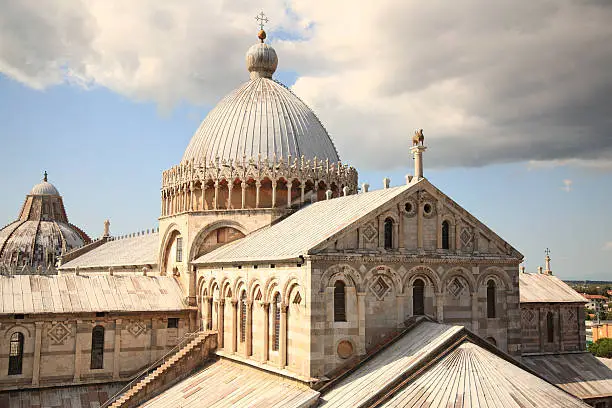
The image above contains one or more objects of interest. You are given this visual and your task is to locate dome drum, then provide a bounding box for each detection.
[160,157,358,216]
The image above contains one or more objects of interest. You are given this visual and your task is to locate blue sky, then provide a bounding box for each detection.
[0,1,611,280]
[0,72,610,280]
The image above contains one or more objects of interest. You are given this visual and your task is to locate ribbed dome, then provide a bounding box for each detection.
[31,181,60,196]
[0,174,90,272]
[183,77,340,165]
[182,35,340,165]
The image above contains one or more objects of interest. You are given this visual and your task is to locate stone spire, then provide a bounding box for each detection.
[246,12,278,80]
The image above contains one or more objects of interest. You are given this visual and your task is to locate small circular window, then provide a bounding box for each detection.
[405,202,412,213]
[423,203,432,214]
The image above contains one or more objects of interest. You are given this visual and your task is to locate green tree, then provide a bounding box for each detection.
[588,338,612,358]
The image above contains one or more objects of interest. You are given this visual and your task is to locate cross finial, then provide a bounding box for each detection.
[545,248,551,256]
[43,171,48,182]
[255,11,268,30]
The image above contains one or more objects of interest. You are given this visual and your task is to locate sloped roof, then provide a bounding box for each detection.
[0,274,186,315]
[194,183,416,264]
[380,343,588,408]
[140,358,320,408]
[0,382,123,407]
[519,273,587,303]
[60,233,158,269]
[319,321,463,407]
[523,353,612,400]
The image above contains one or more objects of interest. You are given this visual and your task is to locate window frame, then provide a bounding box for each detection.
[8,332,24,376]
[175,237,183,262]
[546,312,554,343]
[384,218,394,249]
[240,291,247,343]
[272,293,281,351]
[167,318,179,329]
[487,280,496,318]
[90,325,105,370]
[441,220,450,250]
[334,281,347,322]
[413,279,425,316]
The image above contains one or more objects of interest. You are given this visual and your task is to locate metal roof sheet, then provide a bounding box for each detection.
[194,183,417,264]
[523,353,612,400]
[519,273,587,303]
[0,382,123,407]
[141,358,319,408]
[0,274,186,314]
[60,233,158,269]
[381,343,589,408]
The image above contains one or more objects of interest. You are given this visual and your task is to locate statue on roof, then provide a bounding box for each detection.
[412,129,424,146]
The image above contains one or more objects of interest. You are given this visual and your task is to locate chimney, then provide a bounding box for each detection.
[544,249,552,275]
[537,266,543,274]
[103,219,110,237]
[520,266,526,273]
[383,177,390,189]
[362,183,370,193]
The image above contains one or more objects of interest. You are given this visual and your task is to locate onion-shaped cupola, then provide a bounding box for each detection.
[0,172,91,272]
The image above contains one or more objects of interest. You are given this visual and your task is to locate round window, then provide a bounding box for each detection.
[405,202,412,213]
[337,340,354,359]
[423,203,432,214]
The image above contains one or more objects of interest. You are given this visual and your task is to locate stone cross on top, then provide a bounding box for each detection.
[545,248,551,256]
[255,11,268,30]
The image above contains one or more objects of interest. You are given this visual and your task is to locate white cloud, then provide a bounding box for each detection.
[2,0,612,170]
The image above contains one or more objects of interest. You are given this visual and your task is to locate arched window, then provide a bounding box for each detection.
[546,312,554,343]
[8,332,24,375]
[384,218,394,249]
[413,279,425,316]
[442,221,450,250]
[272,293,281,351]
[334,281,346,322]
[240,291,247,343]
[90,326,105,369]
[487,280,496,318]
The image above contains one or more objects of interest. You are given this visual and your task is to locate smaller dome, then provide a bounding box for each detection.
[246,41,278,79]
[31,181,60,196]
[30,172,60,196]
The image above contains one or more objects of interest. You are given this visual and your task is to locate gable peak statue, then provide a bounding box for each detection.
[412,129,424,146]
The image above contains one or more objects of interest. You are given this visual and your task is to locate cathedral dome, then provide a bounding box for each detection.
[0,173,90,272]
[181,31,340,165]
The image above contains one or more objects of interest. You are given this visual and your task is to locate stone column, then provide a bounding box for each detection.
[181,186,186,212]
[227,181,233,209]
[160,192,165,216]
[218,299,225,348]
[357,292,367,355]
[410,145,427,179]
[213,181,219,210]
[241,181,247,209]
[272,180,277,208]
[455,222,461,254]
[201,183,206,211]
[539,307,546,352]
[396,294,405,328]
[471,292,479,332]
[398,205,405,249]
[246,301,253,357]
[207,297,213,330]
[32,322,43,386]
[262,302,270,362]
[255,180,261,209]
[559,308,565,352]
[190,182,195,211]
[377,216,383,248]
[473,228,480,253]
[231,300,238,353]
[436,293,444,322]
[113,319,122,379]
[417,202,424,251]
[287,182,292,207]
[280,303,288,367]
[73,320,83,382]
[436,203,442,250]
[300,183,305,205]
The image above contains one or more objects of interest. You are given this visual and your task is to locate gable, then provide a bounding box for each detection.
[314,179,523,259]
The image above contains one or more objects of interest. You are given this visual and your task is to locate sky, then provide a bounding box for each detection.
[0,0,611,280]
